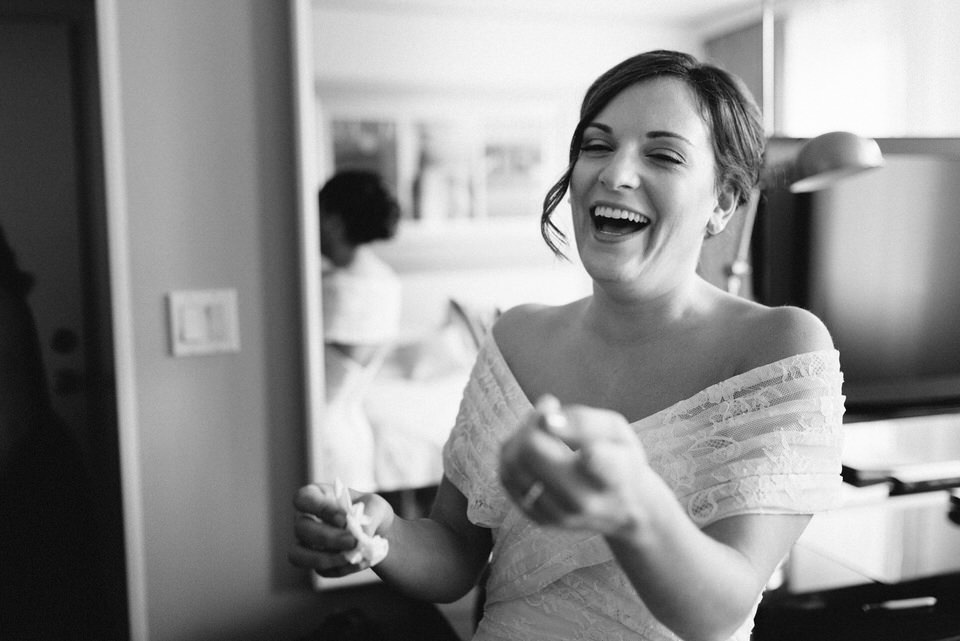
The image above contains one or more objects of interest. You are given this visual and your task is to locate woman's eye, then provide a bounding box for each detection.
[648,151,683,164]
[579,141,611,154]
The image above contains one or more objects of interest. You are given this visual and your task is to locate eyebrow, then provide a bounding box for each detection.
[584,122,693,146]
[646,130,693,145]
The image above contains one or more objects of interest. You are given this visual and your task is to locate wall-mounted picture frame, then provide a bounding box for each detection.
[316,86,567,230]
[330,119,400,193]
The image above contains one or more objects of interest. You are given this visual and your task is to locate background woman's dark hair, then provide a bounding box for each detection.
[541,49,765,256]
[318,170,401,246]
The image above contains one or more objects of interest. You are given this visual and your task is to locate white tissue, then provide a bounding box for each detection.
[334,479,389,567]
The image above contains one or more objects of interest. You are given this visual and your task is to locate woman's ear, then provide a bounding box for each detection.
[707,184,740,236]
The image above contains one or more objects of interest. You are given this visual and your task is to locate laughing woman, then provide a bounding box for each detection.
[290,50,844,641]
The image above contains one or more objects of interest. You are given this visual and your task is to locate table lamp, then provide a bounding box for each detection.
[726,131,884,296]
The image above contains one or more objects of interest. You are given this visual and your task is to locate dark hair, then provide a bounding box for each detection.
[318,170,401,246]
[0,226,34,299]
[541,49,765,256]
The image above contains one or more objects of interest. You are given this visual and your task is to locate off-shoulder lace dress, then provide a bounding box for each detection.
[442,335,845,641]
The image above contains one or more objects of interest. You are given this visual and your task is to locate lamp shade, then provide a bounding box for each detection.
[789,131,884,193]
[726,131,885,297]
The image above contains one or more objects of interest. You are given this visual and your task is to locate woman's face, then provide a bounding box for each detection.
[569,77,734,296]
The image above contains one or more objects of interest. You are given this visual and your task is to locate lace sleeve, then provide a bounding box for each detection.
[646,351,846,527]
[441,336,528,528]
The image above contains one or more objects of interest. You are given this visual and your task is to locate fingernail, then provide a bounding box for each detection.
[536,394,567,434]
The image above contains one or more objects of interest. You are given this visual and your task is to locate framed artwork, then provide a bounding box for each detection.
[330,119,399,191]
[482,119,548,220]
[319,87,565,228]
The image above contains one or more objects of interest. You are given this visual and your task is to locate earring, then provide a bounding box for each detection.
[706,220,724,236]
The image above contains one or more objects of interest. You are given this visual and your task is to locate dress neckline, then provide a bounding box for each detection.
[481,333,839,428]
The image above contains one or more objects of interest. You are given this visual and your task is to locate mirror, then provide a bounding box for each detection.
[290,0,960,590]
[290,0,755,523]
[291,0,960,503]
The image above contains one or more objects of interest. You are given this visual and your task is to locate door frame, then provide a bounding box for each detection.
[95,1,147,639]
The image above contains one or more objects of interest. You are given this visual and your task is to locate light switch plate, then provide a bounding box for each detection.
[167,289,240,356]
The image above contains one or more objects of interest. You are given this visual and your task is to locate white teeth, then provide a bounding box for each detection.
[593,206,649,224]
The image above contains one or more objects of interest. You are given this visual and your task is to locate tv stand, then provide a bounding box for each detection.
[755,413,960,641]
[755,569,960,641]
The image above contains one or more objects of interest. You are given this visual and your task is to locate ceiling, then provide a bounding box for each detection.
[321,0,763,35]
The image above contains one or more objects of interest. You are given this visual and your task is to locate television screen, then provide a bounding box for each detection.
[754,138,960,420]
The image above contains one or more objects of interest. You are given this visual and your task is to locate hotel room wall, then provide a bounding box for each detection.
[111,2,330,639]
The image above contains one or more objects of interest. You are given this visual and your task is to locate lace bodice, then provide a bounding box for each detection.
[442,335,845,641]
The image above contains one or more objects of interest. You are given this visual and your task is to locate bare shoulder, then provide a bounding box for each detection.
[737,303,836,370]
[491,300,582,377]
[491,302,559,355]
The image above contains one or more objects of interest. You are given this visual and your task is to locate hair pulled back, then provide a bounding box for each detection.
[318,170,401,246]
[541,49,764,255]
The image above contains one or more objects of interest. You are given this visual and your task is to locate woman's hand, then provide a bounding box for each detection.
[499,396,661,539]
[288,482,394,577]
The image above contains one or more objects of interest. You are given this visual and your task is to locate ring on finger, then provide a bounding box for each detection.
[520,480,545,511]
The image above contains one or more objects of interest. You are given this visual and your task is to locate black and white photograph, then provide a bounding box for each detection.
[3,1,959,640]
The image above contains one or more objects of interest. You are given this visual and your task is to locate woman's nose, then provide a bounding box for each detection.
[598,150,641,191]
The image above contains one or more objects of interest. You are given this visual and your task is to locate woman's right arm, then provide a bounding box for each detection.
[290,476,491,604]
[375,476,491,602]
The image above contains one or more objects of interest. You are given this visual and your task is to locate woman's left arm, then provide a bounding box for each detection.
[500,307,840,641]
[501,406,811,641]
[616,305,838,640]
[606,474,810,641]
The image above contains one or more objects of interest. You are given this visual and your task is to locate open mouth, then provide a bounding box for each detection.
[591,205,651,236]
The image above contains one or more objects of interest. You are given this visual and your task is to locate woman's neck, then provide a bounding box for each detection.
[583,276,711,345]
[322,244,357,269]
